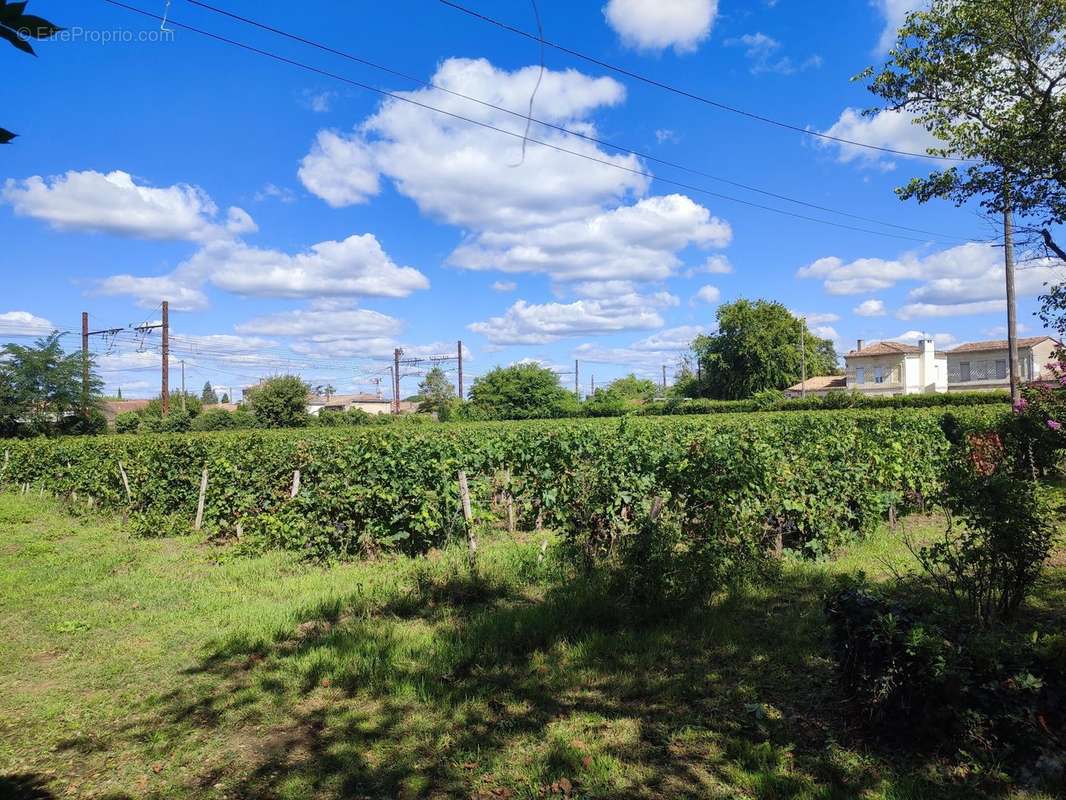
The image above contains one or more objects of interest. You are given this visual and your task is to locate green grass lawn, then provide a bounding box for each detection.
[0,492,1062,800]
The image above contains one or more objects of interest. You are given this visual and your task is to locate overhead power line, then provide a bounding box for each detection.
[185,0,975,242]
[436,0,970,163]
[102,1,978,245]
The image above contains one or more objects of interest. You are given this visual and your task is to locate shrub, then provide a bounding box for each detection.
[144,392,202,419]
[465,363,581,420]
[247,375,310,428]
[751,388,784,410]
[60,409,108,436]
[825,579,1063,770]
[191,408,237,432]
[1009,372,1066,475]
[113,411,140,434]
[916,423,1055,624]
[313,409,344,427]
[582,388,631,417]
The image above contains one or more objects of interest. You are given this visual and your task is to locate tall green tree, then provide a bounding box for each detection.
[607,373,658,402]
[690,300,838,400]
[416,366,455,414]
[247,375,310,428]
[466,363,580,420]
[0,333,101,436]
[200,381,219,405]
[864,0,1066,259]
[1,1,62,143]
[145,392,202,419]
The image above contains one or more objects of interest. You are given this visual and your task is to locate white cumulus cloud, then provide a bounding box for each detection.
[0,311,56,337]
[873,0,923,54]
[470,289,675,345]
[450,194,730,282]
[798,242,1059,319]
[817,107,940,168]
[235,304,404,339]
[298,130,380,207]
[692,284,721,304]
[99,234,429,310]
[854,299,886,317]
[603,0,717,53]
[96,274,210,312]
[297,58,730,288]
[2,170,253,242]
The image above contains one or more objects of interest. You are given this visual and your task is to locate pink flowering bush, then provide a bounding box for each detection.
[1010,356,1066,474]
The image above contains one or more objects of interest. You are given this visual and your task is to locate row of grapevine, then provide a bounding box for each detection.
[0,407,1007,557]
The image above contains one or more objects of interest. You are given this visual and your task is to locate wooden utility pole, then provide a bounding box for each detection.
[799,318,808,399]
[457,339,464,400]
[80,314,123,415]
[81,312,90,415]
[1003,186,1021,404]
[180,359,186,412]
[393,348,402,414]
[161,301,170,415]
[574,359,579,397]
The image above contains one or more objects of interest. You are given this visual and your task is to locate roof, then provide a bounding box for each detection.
[308,393,388,406]
[785,375,847,393]
[102,399,151,419]
[204,402,241,412]
[946,336,1054,354]
[845,341,920,357]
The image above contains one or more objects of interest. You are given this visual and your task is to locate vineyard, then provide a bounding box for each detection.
[2,406,1008,559]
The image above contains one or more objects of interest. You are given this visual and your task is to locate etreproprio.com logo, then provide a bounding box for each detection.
[15,26,176,44]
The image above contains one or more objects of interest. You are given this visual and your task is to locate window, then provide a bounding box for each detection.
[995,359,1007,380]
[960,361,971,382]
[855,367,865,384]
[874,366,884,384]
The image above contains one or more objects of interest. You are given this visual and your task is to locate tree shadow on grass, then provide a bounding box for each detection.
[109,568,1019,799]
[0,774,56,800]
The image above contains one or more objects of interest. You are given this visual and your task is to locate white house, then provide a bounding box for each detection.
[944,336,1058,391]
[786,335,1060,398]
[843,338,948,396]
[306,393,418,416]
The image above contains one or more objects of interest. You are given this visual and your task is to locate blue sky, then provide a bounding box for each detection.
[1,0,1056,399]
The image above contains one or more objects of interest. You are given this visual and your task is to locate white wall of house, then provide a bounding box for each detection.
[348,400,393,415]
[848,356,906,395]
[846,340,947,396]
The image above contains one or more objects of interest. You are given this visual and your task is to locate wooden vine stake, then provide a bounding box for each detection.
[503,469,516,534]
[290,469,301,498]
[194,467,209,531]
[118,462,132,504]
[457,470,477,559]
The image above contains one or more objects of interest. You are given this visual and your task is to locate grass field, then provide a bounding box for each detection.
[0,492,1062,800]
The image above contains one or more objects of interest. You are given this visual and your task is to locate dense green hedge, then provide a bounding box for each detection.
[0,407,1007,558]
[640,389,1011,417]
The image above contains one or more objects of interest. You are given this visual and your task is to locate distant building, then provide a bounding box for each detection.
[944,336,1057,391]
[783,375,846,398]
[786,335,1059,398]
[844,338,948,396]
[101,399,151,423]
[306,393,418,416]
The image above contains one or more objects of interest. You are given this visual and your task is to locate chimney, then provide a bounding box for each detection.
[856,339,865,352]
[921,337,934,354]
